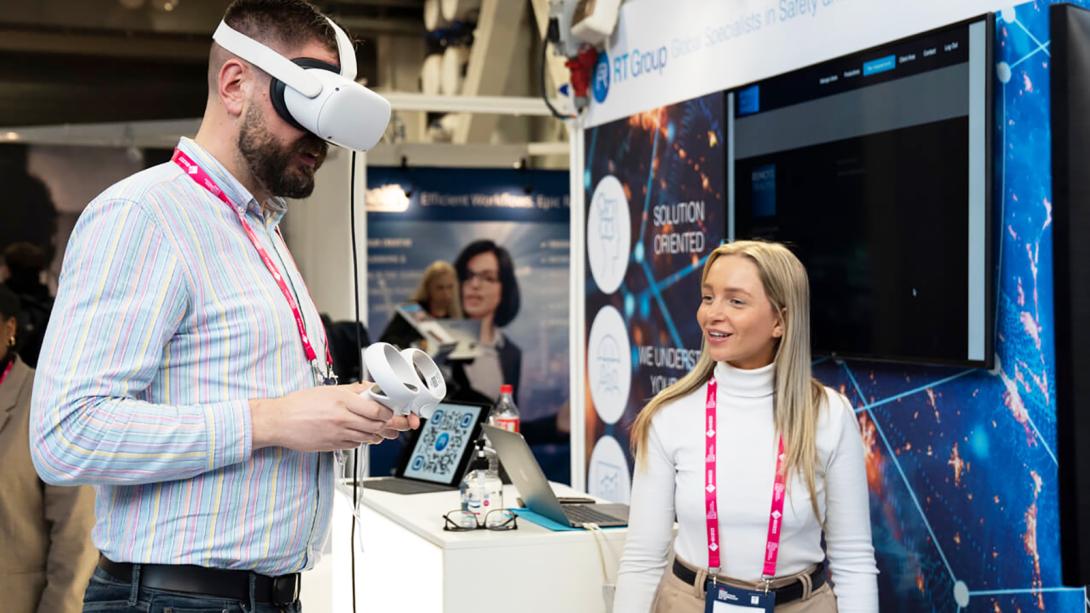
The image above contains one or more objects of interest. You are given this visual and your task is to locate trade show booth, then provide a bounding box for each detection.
[300,2,1090,610]
[3,0,1090,611]
[567,1,1090,610]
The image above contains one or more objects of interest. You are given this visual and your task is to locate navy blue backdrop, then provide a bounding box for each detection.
[366,166,571,483]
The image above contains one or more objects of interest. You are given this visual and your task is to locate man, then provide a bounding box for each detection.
[30,2,414,612]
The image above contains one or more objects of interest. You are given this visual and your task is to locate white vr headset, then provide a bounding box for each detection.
[212,17,391,152]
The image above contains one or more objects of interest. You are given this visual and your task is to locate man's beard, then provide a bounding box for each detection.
[238,104,328,199]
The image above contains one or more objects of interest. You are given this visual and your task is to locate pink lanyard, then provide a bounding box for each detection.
[0,360,12,387]
[705,377,787,585]
[172,149,335,383]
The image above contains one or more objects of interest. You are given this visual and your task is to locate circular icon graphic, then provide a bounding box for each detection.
[587,435,631,504]
[435,432,450,452]
[411,455,424,470]
[459,413,473,429]
[587,175,631,295]
[593,52,610,103]
[953,580,970,608]
[431,410,445,425]
[588,305,632,425]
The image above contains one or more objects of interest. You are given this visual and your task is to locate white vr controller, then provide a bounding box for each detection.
[363,343,446,418]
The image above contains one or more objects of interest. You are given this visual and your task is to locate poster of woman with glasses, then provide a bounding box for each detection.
[448,239,522,405]
[365,166,571,482]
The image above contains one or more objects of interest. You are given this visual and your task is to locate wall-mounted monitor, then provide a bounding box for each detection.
[727,15,995,367]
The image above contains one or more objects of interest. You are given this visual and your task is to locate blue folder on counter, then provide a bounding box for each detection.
[512,507,625,532]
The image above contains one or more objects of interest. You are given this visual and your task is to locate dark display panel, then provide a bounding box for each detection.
[729,16,994,367]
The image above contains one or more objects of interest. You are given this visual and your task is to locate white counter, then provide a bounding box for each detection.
[325,479,626,613]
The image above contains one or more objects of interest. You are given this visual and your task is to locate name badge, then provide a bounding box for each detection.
[704,582,775,613]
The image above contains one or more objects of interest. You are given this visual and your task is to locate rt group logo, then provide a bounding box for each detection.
[593,51,611,103]
[592,46,669,104]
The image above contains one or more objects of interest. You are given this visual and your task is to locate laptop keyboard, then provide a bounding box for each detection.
[363,479,452,495]
[563,504,623,525]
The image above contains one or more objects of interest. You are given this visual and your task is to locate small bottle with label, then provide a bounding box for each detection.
[490,384,520,433]
[459,439,504,527]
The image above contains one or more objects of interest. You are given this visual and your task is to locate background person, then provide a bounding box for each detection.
[412,259,461,319]
[1,242,54,368]
[614,240,878,612]
[0,285,97,613]
[0,147,57,272]
[379,259,461,350]
[30,2,416,612]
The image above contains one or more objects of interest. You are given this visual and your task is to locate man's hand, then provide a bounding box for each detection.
[250,382,421,451]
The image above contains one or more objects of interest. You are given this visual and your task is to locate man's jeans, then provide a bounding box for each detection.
[82,566,302,613]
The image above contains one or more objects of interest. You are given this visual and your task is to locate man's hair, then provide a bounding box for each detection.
[208,0,346,92]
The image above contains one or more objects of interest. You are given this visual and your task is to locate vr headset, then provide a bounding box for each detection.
[212,17,391,152]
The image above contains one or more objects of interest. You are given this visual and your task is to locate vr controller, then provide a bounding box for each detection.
[362,342,446,418]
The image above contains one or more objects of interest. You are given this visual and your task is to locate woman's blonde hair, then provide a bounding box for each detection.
[629,240,826,520]
[411,260,462,318]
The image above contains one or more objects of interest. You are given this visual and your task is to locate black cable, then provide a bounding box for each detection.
[541,34,575,120]
[349,149,360,613]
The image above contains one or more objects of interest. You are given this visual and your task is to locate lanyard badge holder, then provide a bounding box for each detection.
[703,378,783,613]
[362,342,446,418]
[172,149,336,387]
[705,584,775,612]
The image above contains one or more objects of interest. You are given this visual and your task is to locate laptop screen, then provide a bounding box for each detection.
[400,402,486,486]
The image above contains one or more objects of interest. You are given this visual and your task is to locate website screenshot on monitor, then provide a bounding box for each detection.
[728,19,988,364]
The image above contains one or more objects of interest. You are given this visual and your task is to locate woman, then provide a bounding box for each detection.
[411,260,462,319]
[379,260,461,351]
[451,240,521,403]
[1,242,53,368]
[614,241,877,612]
[0,285,98,613]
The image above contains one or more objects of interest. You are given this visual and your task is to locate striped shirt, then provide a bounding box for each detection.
[30,137,334,575]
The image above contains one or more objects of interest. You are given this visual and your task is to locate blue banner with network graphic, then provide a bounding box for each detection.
[582,3,1087,610]
[802,6,1077,610]
[583,92,726,505]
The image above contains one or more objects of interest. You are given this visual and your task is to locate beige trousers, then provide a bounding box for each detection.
[651,555,838,613]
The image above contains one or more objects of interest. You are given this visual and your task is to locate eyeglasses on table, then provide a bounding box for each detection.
[442,508,519,532]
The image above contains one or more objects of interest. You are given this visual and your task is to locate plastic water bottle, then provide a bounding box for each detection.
[490,384,520,433]
[459,440,503,526]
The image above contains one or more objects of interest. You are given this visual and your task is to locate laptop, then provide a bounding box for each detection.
[365,401,490,495]
[483,424,629,528]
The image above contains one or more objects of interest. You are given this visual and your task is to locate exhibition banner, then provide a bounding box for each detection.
[587,0,1009,127]
[583,92,726,504]
[582,0,1089,609]
[807,6,1087,609]
[366,166,570,425]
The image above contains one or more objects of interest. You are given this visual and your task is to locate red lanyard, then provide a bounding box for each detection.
[0,359,12,387]
[705,377,786,582]
[172,148,335,383]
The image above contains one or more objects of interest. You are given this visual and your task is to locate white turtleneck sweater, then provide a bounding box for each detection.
[613,362,878,612]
